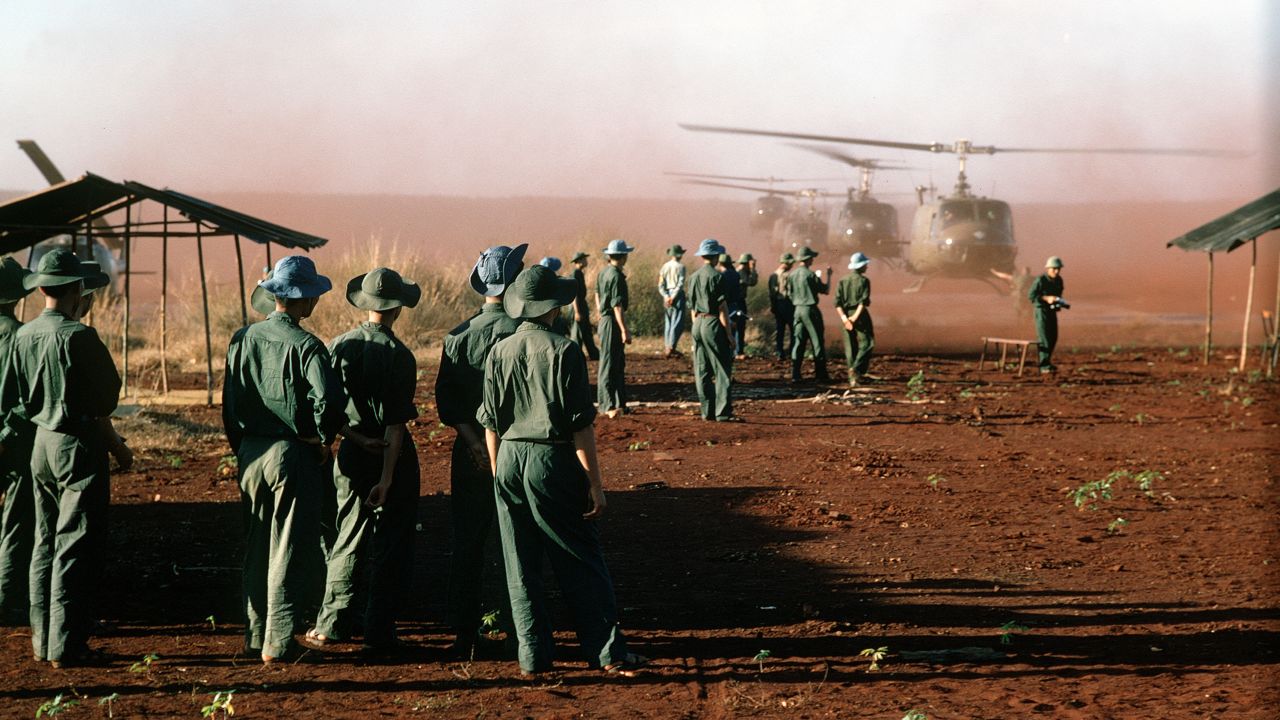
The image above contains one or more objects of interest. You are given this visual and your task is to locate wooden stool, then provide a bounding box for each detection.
[979,337,1038,377]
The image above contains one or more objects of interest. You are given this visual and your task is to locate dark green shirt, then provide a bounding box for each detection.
[1028,274,1064,309]
[478,322,597,442]
[222,311,346,451]
[687,264,726,315]
[596,265,628,312]
[785,265,828,307]
[835,272,871,312]
[330,322,418,437]
[571,268,590,322]
[435,303,521,428]
[0,313,27,446]
[0,309,120,437]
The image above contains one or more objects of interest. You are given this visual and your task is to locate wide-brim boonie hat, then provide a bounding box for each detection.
[717,253,731,265]
[570,251,589,263]
[539,256,562,273]
[0,257,33,303]
[603,239,635,255]
[737,253,754,264]
[696,238,724,257]
[469,244,528,297]
[257,255,332,300]
[22,248,102,290]
[503,265,579,320]
[667,244,685,256]
[1045,256,1064,269]
[779,252,795,264]
[796,246,819,261]
[347,267,421,311]
[79,262,110,295]
[848,252,870,270]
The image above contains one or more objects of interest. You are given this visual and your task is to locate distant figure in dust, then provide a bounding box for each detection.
[567,252,599,360]
[595,239,634,418]
[734,253,758,360]
[768,252,796,361]
[1028,256,1067,374]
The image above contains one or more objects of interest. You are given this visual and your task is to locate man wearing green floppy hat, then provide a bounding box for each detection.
[480,264,645,676]
[688,239,738,421]
[785,246,833,383]
[0,248,126,666]
[0,257,36,626]
[596,239,634,417]
[435,244,526,658]
[223,255,347,663]
[304,267,421,655]
[567,252,598,360]
[768,252,796,361]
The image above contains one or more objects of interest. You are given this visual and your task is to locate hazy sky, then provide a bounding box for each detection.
[1,0,1274,202]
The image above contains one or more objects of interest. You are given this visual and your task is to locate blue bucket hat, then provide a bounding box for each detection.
[539,256,562,273]
[695,238,724,258]
[848,252,870,270]
[602,238,635,255]
[469,244,528,297]
[257,255,332,300]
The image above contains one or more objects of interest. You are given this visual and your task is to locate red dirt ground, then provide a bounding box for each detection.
[0,350,1276,719]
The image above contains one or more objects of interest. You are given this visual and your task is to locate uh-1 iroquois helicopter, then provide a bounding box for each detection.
[669,173,841,253]
[664,171,845,233]
[680,123,1242,292]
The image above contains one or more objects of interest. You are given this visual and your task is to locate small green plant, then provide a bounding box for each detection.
[165,454,184,469]
[480,609,501,639]
[1174,347,1190,358]
[98,693,120,718]
[905,371,926,401]
[998,621,1029,645]
[859,646,888,671]
[958,388,975,400]
[1106,517,1128,534]
[752,649,771,673]
[1242,396,1255,407]
[1133,470,1162,498]
[216,454,238,477]
[902,711,929,720]
[36,694,80,717]
[427,422,448,441]
[206,614,217,631]
[1107,403,1123,412]
[627,440,651,451]
[129,652,160,673]
[1067,476,1115,511]
[925,473,945,491]
[1165,379,1182,387]
[1131,412,1151,425]
[201,690,236,719]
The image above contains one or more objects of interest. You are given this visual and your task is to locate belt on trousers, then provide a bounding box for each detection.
[693,311,717,318]
[509,438,573,446]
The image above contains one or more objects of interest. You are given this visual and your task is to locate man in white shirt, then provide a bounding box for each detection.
[658,244,687,358]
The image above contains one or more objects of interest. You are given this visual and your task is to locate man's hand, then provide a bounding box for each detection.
[843,318,854,332]
[469,441,489,469]
[112,442,134,471]
[621,328,632,345]
[351,433,388,455]
[365,481,391,509]
[663,296,673,308]
[583,485,607,520]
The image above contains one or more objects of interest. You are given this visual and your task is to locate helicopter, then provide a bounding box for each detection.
[680,123,1239,292]
[672,176,839,253]
[789,144,913,265]
[664,171,845,234]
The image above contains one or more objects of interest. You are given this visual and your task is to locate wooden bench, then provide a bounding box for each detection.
[978,337,1038,377]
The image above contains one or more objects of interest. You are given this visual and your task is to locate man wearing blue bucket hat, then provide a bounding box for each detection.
[835,252,875,386]
[596,239,634,418]
[304,267,422,655]
[436,244,526,658]
[0,248,125,666]
[0,257,36,625]
[223,254,347,663]
[480,264,646,677]
[785,246,832,383]
[688,239,738,421]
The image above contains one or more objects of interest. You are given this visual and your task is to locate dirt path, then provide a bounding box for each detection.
[0,350,1275,718]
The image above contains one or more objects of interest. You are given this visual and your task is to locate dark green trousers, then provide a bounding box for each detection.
[447,434,512,648]
[692,316,734,420]
[238,437,326,658]
[791,305,829,379]
[1035,307,1058,369]
[314,438,418,645]
[494,441,628,673]
[597,314,626,413]
[29,428,109,662]
[842,313,875,379]
[569,309,598,360]
[0,431,34,624]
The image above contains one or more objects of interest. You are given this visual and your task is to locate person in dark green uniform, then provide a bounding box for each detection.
[567,252,598,360]
[688,239,738,422]
[436,244,526,658]
[768,253,796,361]
[0,257,36,626]
[835,252,875,387]
[304,267,421,655]
[785,246,832,383]
[596,239,634,418]
[1028,256,1067,374]
[223,255,347,664]
[539,257,573,337]
[0,249,127,667]
[480,265,646,677]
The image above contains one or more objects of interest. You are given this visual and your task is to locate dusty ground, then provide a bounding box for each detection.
[0,348,1276,719]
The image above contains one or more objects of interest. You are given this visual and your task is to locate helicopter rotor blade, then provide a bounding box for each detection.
[991,146,1248,158]
[788,144,919,171]
[680,123,941,153]
[665,171,848,182]
[677,178,788,195]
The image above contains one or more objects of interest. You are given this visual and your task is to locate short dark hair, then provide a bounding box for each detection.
[39,282,79,299]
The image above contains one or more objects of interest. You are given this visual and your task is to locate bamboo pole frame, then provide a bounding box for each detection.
[1203,253,1213,365]
[161,206,169,395]
[122,200,132,398]
[234,234,248,326]
[1238,239,1257,373]
[196,223,214,406]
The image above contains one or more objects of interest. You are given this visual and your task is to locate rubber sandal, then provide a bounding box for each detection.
[603,653,649,678]
[300,628,334,650]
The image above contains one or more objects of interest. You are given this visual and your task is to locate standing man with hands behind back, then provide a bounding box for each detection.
[596,239,634,418]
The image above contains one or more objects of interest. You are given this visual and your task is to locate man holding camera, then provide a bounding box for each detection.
[1028,256,1067,375]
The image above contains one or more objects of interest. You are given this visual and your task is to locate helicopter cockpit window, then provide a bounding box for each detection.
[973,201,1013,238]
[938,203,972,228]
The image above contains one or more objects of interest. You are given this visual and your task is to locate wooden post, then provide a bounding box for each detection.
[1270,251,1280,378]
[197,223,214,406]
[160,206,170,395]
[234,234,248,326]
[265,241,273,271]
[1238,239,1257,374]
[122,200,131,398]
[1204,252,1214,365]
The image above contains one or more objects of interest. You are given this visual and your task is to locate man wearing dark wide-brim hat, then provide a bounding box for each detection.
[223,255,347,664]
[0,256,37,626]
[784,246,832,383]
[304,267,422,655]
[479,265,646,677]
[435,243,526,657]
[0,248,126,667]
